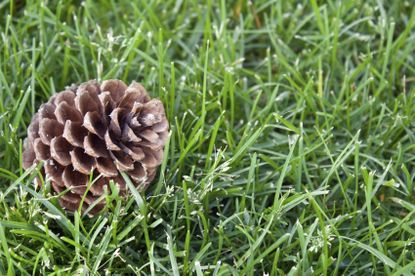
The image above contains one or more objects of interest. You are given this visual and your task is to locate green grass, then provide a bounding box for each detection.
[1,0,415,274]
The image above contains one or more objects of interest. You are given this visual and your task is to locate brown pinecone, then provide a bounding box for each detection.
[22,80,169,215]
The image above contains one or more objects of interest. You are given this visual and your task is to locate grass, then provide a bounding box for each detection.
[1,0,415,274]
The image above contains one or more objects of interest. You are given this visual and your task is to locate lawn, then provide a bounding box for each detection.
[1,0,415,275]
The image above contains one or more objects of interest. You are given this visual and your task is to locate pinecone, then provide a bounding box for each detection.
[22,80,169,215]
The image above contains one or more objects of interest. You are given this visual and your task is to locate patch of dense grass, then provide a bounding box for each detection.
[1,0,415,274]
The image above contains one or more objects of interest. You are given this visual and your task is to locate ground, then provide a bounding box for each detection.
[1,0,415,275]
